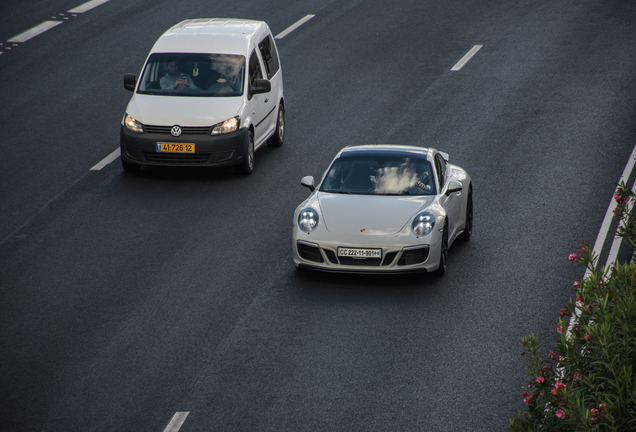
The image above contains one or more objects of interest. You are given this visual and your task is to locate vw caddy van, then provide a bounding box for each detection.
[120,19,284,174]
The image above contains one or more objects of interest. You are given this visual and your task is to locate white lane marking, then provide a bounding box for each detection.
[275,14,315,39]
[68,0,111,14]
[606,176,636,266]
[451,45,483,71]
[90,148,120,171]
[565,143,636,339]
[163,412,190,432]
[8,21,64,43]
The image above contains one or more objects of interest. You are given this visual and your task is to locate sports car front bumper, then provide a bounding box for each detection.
[291,229,443,274]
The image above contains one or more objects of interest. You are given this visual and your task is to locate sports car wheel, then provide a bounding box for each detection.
[267,105,285,147]
[435,222,448,276]
[236,130,254,175]
[460,185,473,241]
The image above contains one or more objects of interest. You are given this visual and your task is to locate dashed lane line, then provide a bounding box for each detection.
[451,44,483,71]
[8,21,64,43]
[275,14,315,39]
[163,412,189,432]
[68,0,111,14]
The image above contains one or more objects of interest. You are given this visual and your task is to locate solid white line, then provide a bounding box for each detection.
[68,0,111,14]
[606,176,636,267]
[8,21,64,43]
[451,45,483,71]
[565,143,636,338]
[275,14,315,39]
[163,412,190,432]
[90,148,120,171]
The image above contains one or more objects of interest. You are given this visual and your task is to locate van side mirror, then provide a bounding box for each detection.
[124,74,137,92]
[249,79,271,97]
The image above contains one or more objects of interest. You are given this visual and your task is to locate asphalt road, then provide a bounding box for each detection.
[1,0,636,430]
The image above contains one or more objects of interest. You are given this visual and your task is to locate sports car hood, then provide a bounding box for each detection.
[317,193,434,235]
[125,94,244,126]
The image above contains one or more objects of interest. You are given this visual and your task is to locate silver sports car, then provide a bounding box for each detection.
[292,145,472,273]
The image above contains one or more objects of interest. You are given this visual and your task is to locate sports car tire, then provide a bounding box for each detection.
[434,222,448,276]
[236,130,254,175]
[267,105,285,147]
[460,185,473,241]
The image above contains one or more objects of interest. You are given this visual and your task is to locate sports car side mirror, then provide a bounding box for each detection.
[445,179,462,196]
[301,176,315,191]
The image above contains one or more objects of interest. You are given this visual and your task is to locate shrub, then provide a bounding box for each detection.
[508,183,636,431]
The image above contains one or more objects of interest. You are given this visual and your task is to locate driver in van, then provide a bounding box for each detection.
[160,61,198,90]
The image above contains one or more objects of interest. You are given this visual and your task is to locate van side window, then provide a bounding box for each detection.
[258,35,279,79]
[249,51,263,88]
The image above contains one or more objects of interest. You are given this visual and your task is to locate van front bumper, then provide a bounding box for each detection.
[120,125,249,167]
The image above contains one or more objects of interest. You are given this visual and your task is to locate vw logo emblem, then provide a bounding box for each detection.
[171,125,182,137]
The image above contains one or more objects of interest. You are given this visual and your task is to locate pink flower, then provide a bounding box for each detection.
[585,333,591,341]
[599,403,606,411]
[536,376,544,384]
[614,192,628,204]
[568,253,579,263]
[551,388,557,395]
[555,409,566,419]
[573,281,580,288]
[549,350,557,361]
[555,381,566,390]
[557,323,563,334]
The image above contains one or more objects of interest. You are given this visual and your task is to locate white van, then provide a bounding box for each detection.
[120,19,284,174]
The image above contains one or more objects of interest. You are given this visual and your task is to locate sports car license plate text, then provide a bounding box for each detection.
[337,247,382,258]
[156,143,195,153]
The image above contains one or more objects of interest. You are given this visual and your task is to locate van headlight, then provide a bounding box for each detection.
[211,116,240,135]
[298,208,319,233]
[124,114,144,133]
[412,212,435,237]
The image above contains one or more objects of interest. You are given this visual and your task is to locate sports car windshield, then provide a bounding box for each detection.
[320,155,437,195]
[137,53,245,97]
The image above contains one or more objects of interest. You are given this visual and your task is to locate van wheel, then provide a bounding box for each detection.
[121,158,141,173]
[236,131,254,175]
[267,105,285,147]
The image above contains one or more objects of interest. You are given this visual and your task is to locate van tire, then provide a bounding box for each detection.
[267,105,285,147]
[236,131,254,175]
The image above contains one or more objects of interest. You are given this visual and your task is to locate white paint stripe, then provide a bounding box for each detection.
[565,143,636,339]
[90,148,120,171]
[451,45,483,71]
[68,0,111,14]
[8,21,63,43]
[606,176,636,267]
[163,412,189,432]
[275,14,315,39]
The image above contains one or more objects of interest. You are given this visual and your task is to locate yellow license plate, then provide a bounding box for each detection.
[156,143,195,153]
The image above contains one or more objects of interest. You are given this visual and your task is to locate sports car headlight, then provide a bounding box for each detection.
[124,114,144,133]
[298,208,319,233]
[211,116,240,135]
[412,212,435,237]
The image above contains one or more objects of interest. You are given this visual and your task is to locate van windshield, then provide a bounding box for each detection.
[137,53,245,97]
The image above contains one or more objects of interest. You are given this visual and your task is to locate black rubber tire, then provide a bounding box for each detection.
[434,223,448,276]
[460,186,473,241]
[267,105,285,147]
[236,130,254,175]
[121,157,141,173]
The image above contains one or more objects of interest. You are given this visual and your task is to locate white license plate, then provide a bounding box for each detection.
[337,247,382,258]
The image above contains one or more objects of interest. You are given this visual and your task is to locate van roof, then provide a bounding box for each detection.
[150,19,269,56]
